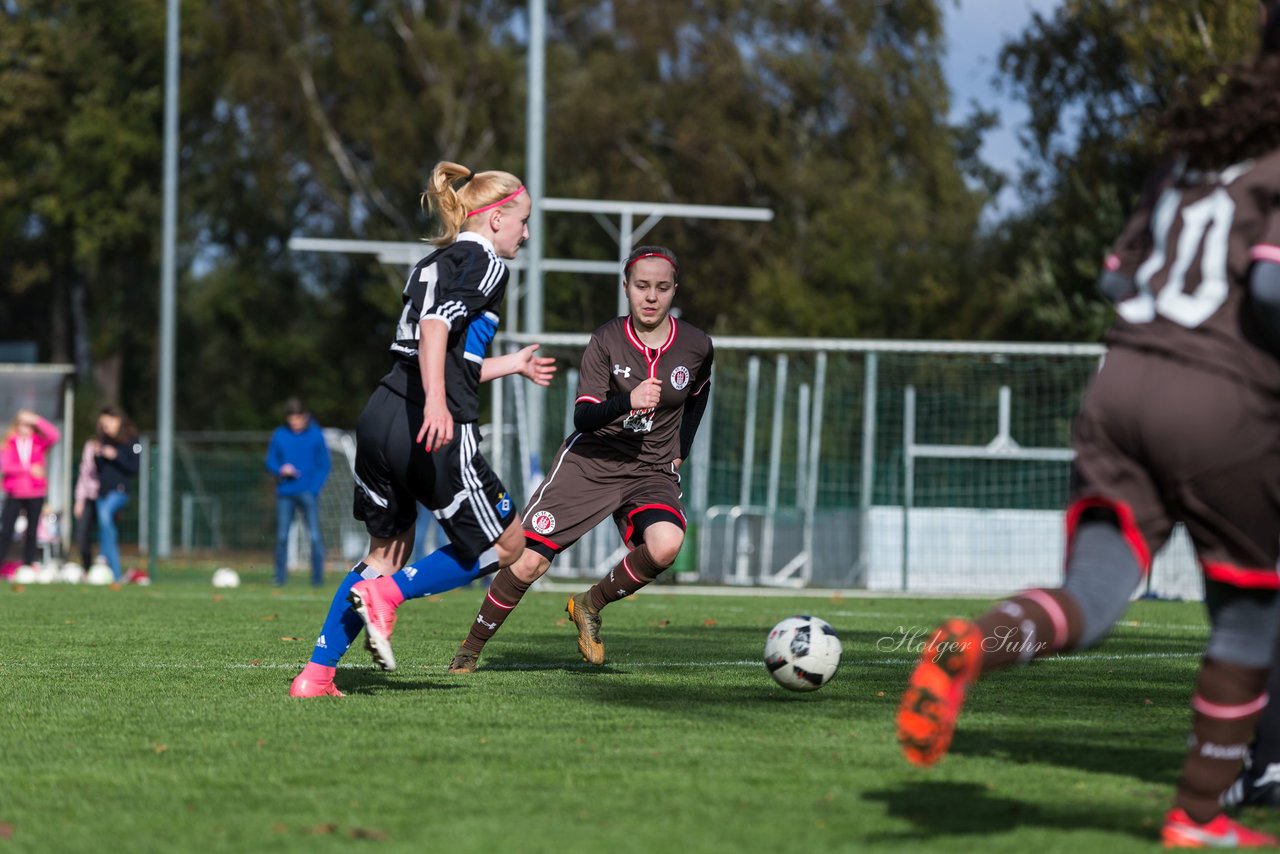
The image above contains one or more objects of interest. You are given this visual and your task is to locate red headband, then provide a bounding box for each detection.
[466,186,526,218]
[624,252,677,274]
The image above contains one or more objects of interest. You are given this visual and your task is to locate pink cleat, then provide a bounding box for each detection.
[1161,807,1280,848]
[348,576,404,672]
[289,662,343,698]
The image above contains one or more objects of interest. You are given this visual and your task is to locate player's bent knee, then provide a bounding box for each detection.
[494,518,526,567]
[510,550,551,584]
[1205,583,1280,669]
[644,525,685,568]
[366,531,413,574]
[1063,520,1143,649]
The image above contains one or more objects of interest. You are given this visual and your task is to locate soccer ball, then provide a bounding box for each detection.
[59,562,85,584]
[211,567,241,589]
[764,615,842,692]
[86,564,115,585]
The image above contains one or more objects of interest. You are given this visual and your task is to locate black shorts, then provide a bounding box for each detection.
[352,384,515,560]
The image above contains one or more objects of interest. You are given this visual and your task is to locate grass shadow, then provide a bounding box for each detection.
[477,648,628,676]
[950,727,1183,786]
[334,671,464,695]
[861,780,1154,843]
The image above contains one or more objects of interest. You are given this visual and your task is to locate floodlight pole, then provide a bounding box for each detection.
[523,0,547,477]
[156,0,180,560]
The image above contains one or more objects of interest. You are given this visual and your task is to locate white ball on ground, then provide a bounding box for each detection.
[34,563,58,584]
[59,562,85,584]
[86,564,115,586]
[763,615,843,692]
[12,565,38,584]
[211,567,241,589]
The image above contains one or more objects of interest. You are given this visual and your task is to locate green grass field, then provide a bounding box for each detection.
[2,569,1272,853]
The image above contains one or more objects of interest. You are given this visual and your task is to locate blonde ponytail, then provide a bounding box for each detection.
[421,161,524,245]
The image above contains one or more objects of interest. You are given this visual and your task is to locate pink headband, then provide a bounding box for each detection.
[624,252,677,274]
[466,186,526,218]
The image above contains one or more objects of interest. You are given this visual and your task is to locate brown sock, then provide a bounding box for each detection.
[1176,658,1268,823]
[972,587,1085,672]
[460,567,533,653]
[587,545,665,611]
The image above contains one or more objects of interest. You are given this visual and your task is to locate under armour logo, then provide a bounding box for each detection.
[613,364,631,378]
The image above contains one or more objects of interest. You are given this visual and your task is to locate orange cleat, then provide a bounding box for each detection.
[896,618,983,767]
[289,662,343,698]
[1161,807,1280,848]
[348,576,401,672]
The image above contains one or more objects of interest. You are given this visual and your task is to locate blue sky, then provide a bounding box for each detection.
[942,0,1062,215]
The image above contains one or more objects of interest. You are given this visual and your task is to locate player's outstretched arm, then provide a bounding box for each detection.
[480,343,557,385]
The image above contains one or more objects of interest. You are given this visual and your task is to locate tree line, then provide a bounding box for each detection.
[0,0,1259,432]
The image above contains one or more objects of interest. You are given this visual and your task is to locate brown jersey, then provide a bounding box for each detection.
[1104,148,1280,394]
[571,316,713,467]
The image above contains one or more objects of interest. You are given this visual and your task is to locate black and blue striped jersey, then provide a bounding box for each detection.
[379,232,509,422]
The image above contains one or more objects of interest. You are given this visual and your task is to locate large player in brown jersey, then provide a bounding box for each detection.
[897,4,1280,847]
[446,245,713,673]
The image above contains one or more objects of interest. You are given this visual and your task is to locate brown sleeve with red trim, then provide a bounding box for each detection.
[574,327,612,404]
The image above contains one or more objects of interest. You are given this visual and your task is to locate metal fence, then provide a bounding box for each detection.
[488,335,1202,599]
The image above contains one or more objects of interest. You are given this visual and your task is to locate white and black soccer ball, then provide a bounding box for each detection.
[764,615,842,692]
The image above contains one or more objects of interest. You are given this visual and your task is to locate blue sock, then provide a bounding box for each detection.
[308,562,379,667]
[391,544,498,601]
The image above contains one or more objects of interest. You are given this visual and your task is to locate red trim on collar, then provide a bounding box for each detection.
[624,316,678,376]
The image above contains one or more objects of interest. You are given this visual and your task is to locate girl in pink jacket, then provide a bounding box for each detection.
[1,409,60,568]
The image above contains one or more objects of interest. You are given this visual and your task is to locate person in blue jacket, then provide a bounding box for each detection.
[265,398,331,586]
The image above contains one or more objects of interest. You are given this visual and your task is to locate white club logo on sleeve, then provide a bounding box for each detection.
[670,366,690,390]
[531,511,556,534]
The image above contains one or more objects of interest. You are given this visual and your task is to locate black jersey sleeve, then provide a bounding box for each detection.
[678,385,710,459]
[1249,261,1280,350]
[679,339,713,458]
[420,245,508,333]
[574,394,633,432]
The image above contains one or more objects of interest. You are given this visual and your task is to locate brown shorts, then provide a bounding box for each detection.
[1069,347,1280,589]
[520,436,685,560]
